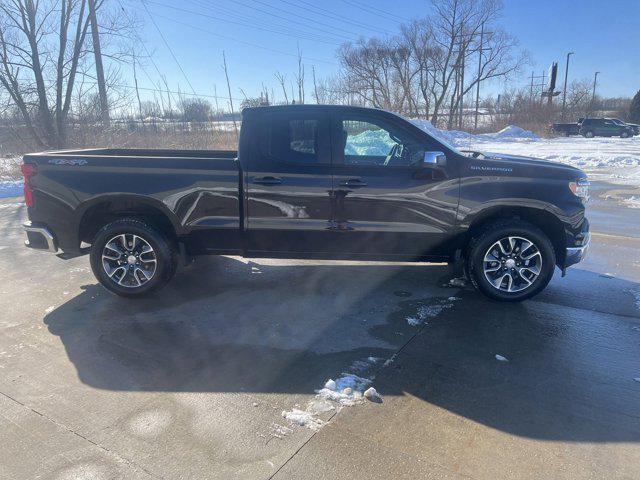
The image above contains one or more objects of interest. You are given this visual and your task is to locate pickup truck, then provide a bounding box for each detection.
[550,122,580,136]
[21,105,590,302]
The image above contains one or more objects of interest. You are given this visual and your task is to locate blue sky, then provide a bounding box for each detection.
[121,0,640,106]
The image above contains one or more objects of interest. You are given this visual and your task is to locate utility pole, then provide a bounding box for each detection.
[458,42,465,129]
[560,52,574,121]
[222,51,238,137]
[88,0,109,125]
[473,22,485,130]
[132,52,142,121]
[589,71,600,116]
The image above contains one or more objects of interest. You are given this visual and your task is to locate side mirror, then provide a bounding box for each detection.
[423,151,447,166]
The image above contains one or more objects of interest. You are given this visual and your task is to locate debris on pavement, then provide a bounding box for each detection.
[364,387,382,403]
[495,354,509,362]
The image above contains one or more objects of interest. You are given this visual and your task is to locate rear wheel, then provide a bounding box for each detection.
[466,220,556,302]
[583,130,594,138]
[90,218,177,297]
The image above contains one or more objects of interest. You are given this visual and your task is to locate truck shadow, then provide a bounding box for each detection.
[43,255,640,443]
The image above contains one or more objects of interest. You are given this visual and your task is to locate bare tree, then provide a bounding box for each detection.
[275,71,288,104]
[336,0,527,127]
[88,0,109,125]
[0,0,135,148]
[295,44,305,103]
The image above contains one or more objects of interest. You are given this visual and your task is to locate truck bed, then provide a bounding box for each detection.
[23,147,242,254]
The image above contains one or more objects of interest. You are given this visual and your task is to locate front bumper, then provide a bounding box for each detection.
[23,222,58,253]
[564,232,590,268]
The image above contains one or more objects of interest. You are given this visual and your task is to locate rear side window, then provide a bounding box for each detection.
[259,116,328,164]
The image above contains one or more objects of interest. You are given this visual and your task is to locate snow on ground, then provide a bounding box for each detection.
[405,297,459,326]
[411,119,640,188]
[0,157,23,199]
[281,357,380,431]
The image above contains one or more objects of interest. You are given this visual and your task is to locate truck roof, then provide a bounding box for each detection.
[241,104,388,116]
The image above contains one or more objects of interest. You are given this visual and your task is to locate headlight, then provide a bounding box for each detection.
[569,179,590,202]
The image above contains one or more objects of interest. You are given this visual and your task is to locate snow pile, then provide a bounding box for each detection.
[495,354,509,362]
[316,373,372,406]
[483,125,540,140]
[281,357,381,431]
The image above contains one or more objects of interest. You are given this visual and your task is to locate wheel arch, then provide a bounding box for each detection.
[77,195,182,246]
[463,205,567,266]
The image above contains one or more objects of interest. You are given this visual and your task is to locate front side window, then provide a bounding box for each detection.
[339,119,424,167]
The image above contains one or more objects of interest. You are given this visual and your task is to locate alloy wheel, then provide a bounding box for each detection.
[482,236,542,293]
[101,233,157,288]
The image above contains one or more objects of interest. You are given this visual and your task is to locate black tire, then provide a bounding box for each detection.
[583,130,594,138]
[89,218,177,297]
[620,131,629,138]
[466,220,556,302]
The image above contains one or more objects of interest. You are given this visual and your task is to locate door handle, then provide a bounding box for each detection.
[253,176,282,185]
[340,178,367,188]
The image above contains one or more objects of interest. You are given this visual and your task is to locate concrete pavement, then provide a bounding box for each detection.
[0,182,638,479]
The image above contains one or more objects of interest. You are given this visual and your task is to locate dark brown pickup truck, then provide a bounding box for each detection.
[22,105,590,301]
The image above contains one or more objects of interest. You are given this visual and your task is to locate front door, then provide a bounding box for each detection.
[329,112,459,258]
[245,111,334,255]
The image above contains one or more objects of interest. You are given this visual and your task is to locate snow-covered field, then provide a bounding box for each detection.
[413,120,640,188]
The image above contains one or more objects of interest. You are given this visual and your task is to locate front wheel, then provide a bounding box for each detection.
[620,131,630,138]
[466,221,556,302]
[89,218,177,297]
[583,130,594,138]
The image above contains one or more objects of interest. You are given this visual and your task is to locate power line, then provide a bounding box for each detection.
[140,0,343,46]
[341,0,409,23]
[184,0,354,45]
[144,10,337,66]
[140,0,197,95]
[230,0,363,41]
[276,0,396,36]
[83,79,246,101]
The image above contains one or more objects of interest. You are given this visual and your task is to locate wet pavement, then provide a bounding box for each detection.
[0,181,638,479]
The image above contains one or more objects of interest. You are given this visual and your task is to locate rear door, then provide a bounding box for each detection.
[245,110,334,254]
[328,112,459,258]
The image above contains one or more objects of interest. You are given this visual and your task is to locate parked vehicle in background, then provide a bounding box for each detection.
[579,118,635,138]
[551,122,580,136]
[21,105,590,302]
[608,118,640,135]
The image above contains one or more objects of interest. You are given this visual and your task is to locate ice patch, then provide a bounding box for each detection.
[495,354,509,362]
[282,408,325,430]
[269,423,293,438]
[406,298,455,326]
